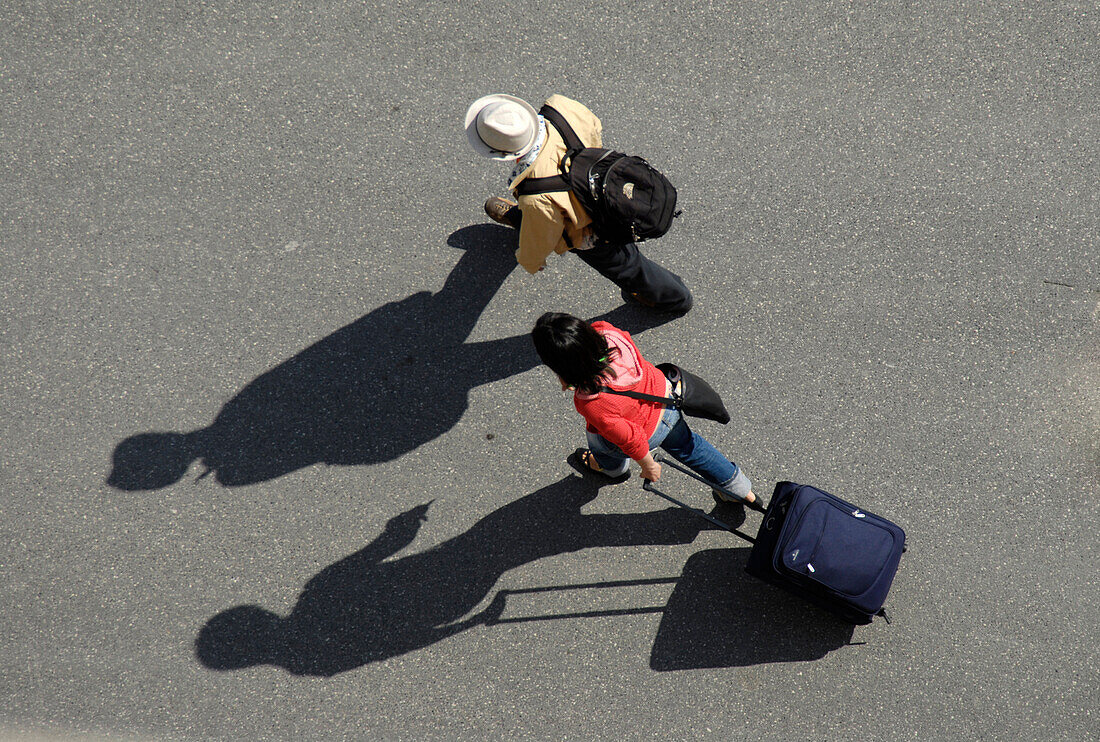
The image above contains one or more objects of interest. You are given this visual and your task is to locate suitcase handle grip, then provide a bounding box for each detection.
[654,454,767,513]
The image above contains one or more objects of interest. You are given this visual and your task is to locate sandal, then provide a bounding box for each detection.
[568,448,629,482]
[579,449,603,473]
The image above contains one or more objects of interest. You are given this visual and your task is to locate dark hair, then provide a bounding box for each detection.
[531,312,618,394]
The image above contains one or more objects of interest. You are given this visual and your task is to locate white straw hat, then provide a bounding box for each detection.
[464,94,539,160]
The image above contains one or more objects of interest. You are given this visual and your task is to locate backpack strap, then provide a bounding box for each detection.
[512,105,585,197]
[538,104,586,153]
[515,174,570,196]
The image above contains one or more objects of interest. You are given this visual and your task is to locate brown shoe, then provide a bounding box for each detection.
[620,288,657,308]
[484,197,520,228]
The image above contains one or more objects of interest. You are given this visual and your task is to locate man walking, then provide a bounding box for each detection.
[464,93,693,313]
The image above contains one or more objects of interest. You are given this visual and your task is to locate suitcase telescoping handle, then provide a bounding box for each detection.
[642,458,758,546]
[642,479,752,542]
[653,454,767,514]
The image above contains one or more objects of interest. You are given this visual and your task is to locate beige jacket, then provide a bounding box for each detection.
[508,95,603,274]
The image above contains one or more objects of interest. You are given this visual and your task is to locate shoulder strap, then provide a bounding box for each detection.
[539,104,585,152]
[514,104,585,197]
[598,386,681,409]
[514,104,595,197]
[515,174,570,196]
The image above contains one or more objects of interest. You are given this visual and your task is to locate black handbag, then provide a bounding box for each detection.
[599,363,730,425]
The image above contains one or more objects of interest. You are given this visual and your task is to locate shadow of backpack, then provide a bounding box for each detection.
[514,104,680,244]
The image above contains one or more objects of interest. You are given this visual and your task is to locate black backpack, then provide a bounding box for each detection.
[514,104,680,244]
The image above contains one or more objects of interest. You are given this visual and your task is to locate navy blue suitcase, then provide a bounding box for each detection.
[745,481,906,624]
[644,456,906,624]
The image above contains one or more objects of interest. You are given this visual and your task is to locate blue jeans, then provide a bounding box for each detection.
[586,407,752,497]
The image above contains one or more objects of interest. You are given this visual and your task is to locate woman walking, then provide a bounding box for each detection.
[531,312,757,505]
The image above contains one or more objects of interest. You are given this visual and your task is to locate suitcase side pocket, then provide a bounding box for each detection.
[775,500,900,600]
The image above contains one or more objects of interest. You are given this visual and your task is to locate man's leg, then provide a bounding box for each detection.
[486,201,692,312]
[574,239,693,313]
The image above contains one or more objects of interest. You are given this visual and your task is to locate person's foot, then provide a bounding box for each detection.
[620,287,657,308]
[713,487,757,505]
[580,449,602,472]
[566,448,631,483]
[484,197,520,227]
[619,287,692,314]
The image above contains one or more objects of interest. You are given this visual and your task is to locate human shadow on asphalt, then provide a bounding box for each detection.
[648,548,855,669]
[194,473,721,676]
[108,224,676,490]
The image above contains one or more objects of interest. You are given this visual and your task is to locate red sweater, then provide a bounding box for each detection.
[573,322,667,460]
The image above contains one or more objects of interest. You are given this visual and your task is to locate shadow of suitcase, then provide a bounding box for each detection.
[645,455,906,625]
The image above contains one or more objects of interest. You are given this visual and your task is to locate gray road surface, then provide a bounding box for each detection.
[2,1,1097,740]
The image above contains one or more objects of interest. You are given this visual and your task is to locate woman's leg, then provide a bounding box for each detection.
[584,430,632,477]
[658,417,753,499]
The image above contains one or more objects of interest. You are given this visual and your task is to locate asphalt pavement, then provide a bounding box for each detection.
[2,1,1097,740]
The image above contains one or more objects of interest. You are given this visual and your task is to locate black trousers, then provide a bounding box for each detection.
[502,204,692,313]
[573,239,693,313]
